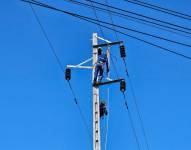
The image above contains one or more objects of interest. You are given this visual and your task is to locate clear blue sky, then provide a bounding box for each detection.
[1,0,191,150]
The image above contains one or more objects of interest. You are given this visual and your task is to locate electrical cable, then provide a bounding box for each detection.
[88,0,105,38]
[111,50,151,150]
[27,2,92,143]
[103,0,120,80]
[98,1,144,147]
[64,0,191,45]
[122,93,142,150]
[22,0,191,62]
[125,0,191,21]
[65,0,191,37]
[83,0,191,32]
[103,0,119,40]
[24,2,189,150]
[127,73,151,150]
[118,40,151,150]
[29,3,65,72]
[24,1,159,150]
[68,81,92,139]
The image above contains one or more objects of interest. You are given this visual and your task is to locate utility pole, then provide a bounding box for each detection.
[92,33,101,150]
[66,33,125,150]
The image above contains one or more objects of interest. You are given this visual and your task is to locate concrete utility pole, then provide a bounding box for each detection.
[66,33,124,150]
[92,33,101,150]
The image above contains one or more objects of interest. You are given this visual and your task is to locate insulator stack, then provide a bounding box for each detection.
[120,80,126,92]
[120,44,126,58]
[65,68,71,81]
[98,47,102,55]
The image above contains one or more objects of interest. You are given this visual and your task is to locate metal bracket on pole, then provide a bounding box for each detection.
[96,36,111,43]
[67,57,93,69]
[67,65,92,69]
[94,79,124,87]
[93,41,123,48]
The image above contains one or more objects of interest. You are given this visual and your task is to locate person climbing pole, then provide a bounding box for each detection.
[93,47,109,86]
[100,101,108,118]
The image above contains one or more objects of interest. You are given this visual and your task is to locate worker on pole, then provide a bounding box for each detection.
[93,47,109,86]
[100,101,108,118]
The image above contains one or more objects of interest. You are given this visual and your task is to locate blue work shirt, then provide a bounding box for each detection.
[97,54,109,70]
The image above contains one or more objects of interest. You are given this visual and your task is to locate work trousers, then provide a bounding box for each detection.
[94,63,104,82]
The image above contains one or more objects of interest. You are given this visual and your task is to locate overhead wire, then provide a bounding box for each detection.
[29,3,65,72]
[103,1,145,149]
[103,0,119,40]
[65,0,191,38]
[91,0,141,147]
[102,1,150,148]
[88,0,105,38]
[64,0,191,46]
[82,0,191,33]
[124,0,191,21]
[122,92,142,150]
[127,74,151,150]
[123,64,151,150]
[22,0,191,62]
[27,1,92,143]
[22,1,191,150]
[65,0,191,37]
[103,0,121,79]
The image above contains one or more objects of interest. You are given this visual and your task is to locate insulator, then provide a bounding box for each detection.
[120,80,126,92]
[120,44,126,58]
[65,68,71,81]
[98,47,102,55]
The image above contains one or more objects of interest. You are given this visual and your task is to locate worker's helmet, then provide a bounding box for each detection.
[98,47,102,55]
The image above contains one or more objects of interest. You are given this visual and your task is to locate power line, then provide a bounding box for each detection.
[22,0,191,62]
[125,0,191,21]
[68,0,191,37]
[27,1,92,143]
[63,0,191,47]
[29,3,65,72]
[102,0,127,84]
[83,0,191,32]
[122,93,142,150]
[64,0,191,37]
[127,74,151,150]
[22,1,190,150]
[103,0,119,40]
[88,0,105,38]
[68,81,92,139]
[100,1,151,148]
